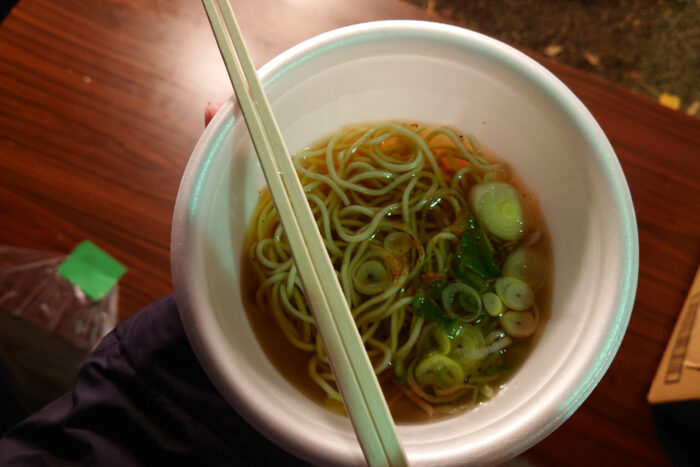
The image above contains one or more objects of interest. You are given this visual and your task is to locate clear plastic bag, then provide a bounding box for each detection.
[0,246,119,413]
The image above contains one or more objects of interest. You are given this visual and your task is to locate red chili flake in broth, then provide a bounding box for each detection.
[387,256,405,282]
[422,271,446,288]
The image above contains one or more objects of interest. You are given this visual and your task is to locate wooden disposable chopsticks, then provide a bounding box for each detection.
[201,1,408,465]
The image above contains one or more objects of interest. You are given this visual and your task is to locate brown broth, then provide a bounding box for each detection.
[242,242,551,423]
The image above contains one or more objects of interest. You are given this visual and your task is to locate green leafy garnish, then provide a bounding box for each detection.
[427,278,447,301]
[459,215,501,279]
[453,259,489,292]
[413,295,456,331]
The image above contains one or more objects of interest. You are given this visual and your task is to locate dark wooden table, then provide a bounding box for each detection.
[1,0,698,465]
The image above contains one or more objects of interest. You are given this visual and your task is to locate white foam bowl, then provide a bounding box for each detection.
[172,21,638,466]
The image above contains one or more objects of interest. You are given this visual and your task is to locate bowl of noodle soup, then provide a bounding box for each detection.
[172,21,638,466]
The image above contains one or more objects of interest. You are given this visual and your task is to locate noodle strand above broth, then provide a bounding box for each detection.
[244,123,549,421]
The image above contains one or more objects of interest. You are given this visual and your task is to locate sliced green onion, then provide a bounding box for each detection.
[485,329,506,345]
[487,335,512,352]
[452,324,486,347]
[353,260,389,295]
[441,282,482,321]
[450,329,512,375]
[384,231,412,255]
[453,334,512,359]
[448,324,484,374]
[495,277,534,311]
[482,292,504,316]
[468,181,529,241]
[417,323,451,356]
[458,292,481,316]
[414,354,465,388]
[500,310,537,337]
[503,246,548,290]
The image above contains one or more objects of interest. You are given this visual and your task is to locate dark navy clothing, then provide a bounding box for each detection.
[3,295,696,466]
[0,295,304,466]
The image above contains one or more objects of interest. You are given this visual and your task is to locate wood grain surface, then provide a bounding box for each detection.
[1,0,699,465]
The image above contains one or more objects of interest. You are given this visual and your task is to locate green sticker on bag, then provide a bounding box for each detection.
[57,240,127,301]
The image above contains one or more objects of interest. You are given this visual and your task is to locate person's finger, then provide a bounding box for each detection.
[204,102,223,126]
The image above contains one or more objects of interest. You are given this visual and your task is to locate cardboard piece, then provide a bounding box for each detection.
[648,265,700,404]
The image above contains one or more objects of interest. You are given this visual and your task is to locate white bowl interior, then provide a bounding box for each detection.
[172,21,637,466]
